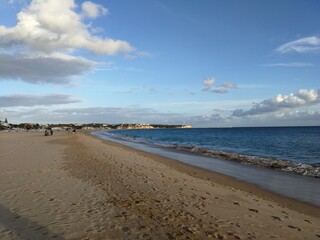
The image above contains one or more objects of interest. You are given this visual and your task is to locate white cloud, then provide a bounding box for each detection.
[81,1,108,19]
[0,53,95,84]
[297,89,319,102]
[202,78,237,94]
[236,110,320,127]
[221,82,237,89]
[0,0,134,55]
[272,110,320,123]
[260,62,314,67]
[202,77,215,91]
[232,89,320,117]
[186,108,320,128]
[0,94,81,107]
[276,36,320,54]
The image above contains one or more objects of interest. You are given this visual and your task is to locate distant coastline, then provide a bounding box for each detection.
[0,120,192,131]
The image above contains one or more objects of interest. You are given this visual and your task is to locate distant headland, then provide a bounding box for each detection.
[0,119,192,131]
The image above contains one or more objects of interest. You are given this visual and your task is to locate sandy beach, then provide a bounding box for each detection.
[0,131,319,239]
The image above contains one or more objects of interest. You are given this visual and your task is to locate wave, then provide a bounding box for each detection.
[168,145,320,178]
[100,131,320,178]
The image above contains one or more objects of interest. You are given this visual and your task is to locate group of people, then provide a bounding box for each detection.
[44,127,77,136]
[44,128,53,136]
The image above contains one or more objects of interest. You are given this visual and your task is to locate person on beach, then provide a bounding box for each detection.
[44,129,48,136]
[50,129,53,135]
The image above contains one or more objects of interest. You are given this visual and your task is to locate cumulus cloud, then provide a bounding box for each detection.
[276,36,320,54]
[0,94,81,107]
[0,53,95,84]
[0,0,134,55]
[232,89,320,117]
[81,1,108,19]
[202,78,237,94]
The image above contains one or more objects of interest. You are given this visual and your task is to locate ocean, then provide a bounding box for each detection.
[92,126,320,206]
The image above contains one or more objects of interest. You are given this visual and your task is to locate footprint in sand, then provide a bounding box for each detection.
[281,210,289,218]
[287,225,301,231]
[248,208,258,213]
[271,216,282,221]
[246,232,256,239]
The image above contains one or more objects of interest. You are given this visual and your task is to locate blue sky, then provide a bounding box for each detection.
[0,0,319,127]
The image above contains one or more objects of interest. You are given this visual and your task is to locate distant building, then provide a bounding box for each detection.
[181,124,192,128]
[82,126,96,130]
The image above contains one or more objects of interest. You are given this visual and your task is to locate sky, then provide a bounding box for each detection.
[0,0,319,127]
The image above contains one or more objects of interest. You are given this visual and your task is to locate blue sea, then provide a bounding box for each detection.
[92,126,320,205]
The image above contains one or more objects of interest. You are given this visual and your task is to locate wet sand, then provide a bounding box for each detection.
[0,131,319,239]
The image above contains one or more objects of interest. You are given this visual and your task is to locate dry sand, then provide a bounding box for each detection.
[0,131,319,239]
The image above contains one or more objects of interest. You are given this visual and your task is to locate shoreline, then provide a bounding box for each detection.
[87,131,320,217]
[95,129,320,178]
[1,131,319,239]
[92,130,320,208]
